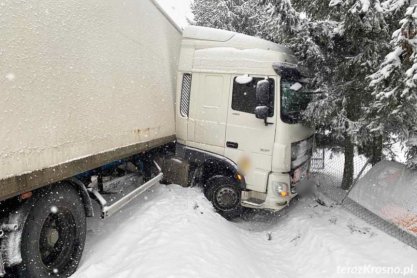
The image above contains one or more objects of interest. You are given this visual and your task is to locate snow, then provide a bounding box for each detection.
[349,0,370,14]
[290,82,303,91]
[156,0,194,28]
[370,47,403,86]
[382,0,410,13]
[5,73,15,81]
[73,184,417,278]
[50,206,58,214]
[359,0,370,13]
[392,140,408,162]
[329,0,343,6]
[235,75,253,85]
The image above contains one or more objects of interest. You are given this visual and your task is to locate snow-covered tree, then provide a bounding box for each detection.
[264,0,406,188]
[192,0,261,36]
[368,4,417,168]
[334,0,392,188]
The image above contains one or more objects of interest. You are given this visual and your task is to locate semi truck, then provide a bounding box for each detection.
[0,0,314,277]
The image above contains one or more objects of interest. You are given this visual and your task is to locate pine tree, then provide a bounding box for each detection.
[337,0,391,188]
[368,4,417,168]
[299,0,393,189]
[192,0,260,36]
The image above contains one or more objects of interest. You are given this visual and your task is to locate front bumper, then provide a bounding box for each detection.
[241,161,311,211]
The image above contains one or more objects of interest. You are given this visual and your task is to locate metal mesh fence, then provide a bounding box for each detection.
[343,197,417,250]
[311,148,417,250]
[311,148,372,189]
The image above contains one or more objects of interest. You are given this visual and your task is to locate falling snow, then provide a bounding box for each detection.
[50,206,58,214]
[5,73,15,81]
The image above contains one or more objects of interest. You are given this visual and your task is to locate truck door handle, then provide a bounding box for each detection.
[226,141,238,149]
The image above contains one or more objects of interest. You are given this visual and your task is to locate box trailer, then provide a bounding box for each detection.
[0,0,180,276]
[0,0,315,276]
[0,0,180,197]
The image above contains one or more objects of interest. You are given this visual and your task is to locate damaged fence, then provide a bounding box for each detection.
[311,148,417,250]
[311,148,372,190]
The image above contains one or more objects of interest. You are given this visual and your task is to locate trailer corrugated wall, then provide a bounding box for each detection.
[0,0,181,198]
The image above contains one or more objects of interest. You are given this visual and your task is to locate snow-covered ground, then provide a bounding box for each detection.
[73,184,417,278]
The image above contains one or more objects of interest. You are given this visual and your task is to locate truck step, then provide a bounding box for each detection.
[102,173,143,194]
[88,163,163,218]
[241,198,265,207]
[103,172,162,218]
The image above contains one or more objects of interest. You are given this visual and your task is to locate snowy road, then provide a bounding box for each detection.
[73,184,417,278]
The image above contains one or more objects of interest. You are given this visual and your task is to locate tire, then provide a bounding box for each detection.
[17,183,86,278]
[204,176,243,220]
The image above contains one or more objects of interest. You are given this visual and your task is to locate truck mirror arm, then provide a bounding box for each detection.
[264,118,274,126]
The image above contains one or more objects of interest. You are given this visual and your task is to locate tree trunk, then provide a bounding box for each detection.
[371,135,383,165]
[341,135,354,190]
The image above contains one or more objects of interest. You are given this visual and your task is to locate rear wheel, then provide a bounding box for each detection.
[204,176,243,220]
[17,184,86,277]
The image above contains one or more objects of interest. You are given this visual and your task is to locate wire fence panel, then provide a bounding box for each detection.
[343,197,417,250]
[311,148,417,250]
[311,148,372,189]
[311,148,325,169]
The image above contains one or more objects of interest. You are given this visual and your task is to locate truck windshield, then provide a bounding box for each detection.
[281,80,312,124]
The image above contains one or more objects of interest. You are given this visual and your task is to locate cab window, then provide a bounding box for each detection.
[231,77,274,116]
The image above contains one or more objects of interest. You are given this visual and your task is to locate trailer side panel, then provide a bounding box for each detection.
[0,0,181,198]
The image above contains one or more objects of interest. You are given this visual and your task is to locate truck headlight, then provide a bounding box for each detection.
[272,181,289,197]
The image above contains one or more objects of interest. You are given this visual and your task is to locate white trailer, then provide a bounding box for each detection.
[0,0,180,190]
[0,0,315,277]
[0,0,180,276]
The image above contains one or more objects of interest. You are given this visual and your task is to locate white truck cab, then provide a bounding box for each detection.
[174,26,314,217]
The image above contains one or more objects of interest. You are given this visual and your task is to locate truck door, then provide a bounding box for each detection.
[186,73,229,153]
[224,76,277,193]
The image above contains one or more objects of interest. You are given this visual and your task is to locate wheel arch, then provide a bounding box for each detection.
[176,144,246,189]
[198,158,238,187]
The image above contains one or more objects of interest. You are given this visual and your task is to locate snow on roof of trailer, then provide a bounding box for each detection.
[183,26,292,55]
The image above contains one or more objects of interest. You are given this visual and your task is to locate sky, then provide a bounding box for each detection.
[156,0,194,28]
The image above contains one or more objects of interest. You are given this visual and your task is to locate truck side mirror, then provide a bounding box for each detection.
[255,106,269,119]
[255,79,273,126]
[256,80,270,106]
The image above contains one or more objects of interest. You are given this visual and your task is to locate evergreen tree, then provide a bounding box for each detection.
[192,0,260,36]
[340,0,391,188]
[368,4,417,168]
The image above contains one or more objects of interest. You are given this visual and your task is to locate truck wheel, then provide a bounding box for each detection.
[205,176,243,220]
[17,184,86,278]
